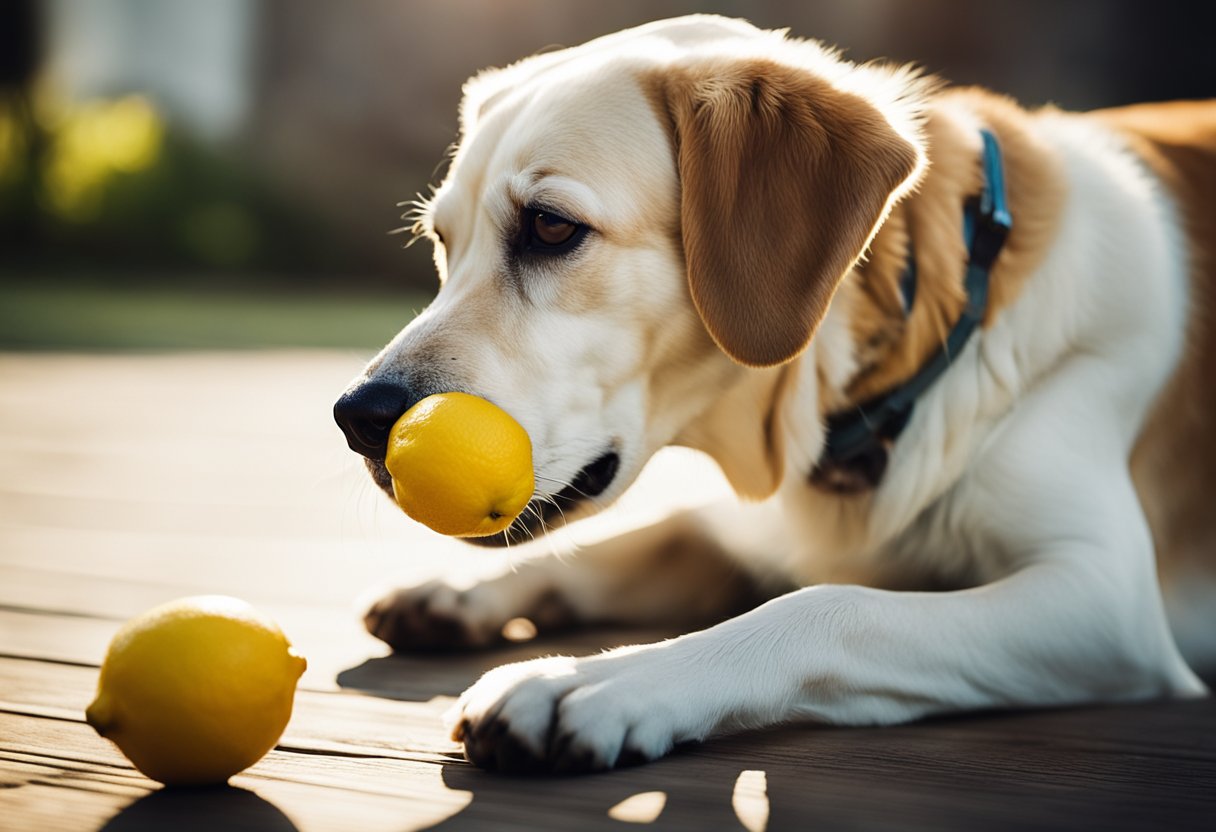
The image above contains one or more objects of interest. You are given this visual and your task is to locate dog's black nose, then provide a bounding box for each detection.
[333,381,418,460]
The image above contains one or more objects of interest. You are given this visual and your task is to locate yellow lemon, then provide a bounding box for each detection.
[385,392,534,537]
[85,595,307,786]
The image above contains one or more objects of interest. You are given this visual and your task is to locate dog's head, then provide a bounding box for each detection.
[335,15,925,544]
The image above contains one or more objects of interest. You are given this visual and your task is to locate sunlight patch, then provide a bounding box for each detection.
[607,790,667,824]
[732,769,769,832]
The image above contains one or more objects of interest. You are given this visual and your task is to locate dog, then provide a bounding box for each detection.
[334,15,1215,773]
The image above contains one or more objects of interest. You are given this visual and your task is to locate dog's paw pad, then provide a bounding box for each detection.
[362,581,502,652]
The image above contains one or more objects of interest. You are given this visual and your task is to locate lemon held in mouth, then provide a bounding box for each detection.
[384,392,535,537]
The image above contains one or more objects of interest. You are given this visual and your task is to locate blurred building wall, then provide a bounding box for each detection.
[244,0,1216,285]
[44,0,255,142]
[10,0,1216,288]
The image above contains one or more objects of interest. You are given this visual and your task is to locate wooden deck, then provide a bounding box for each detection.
[2,351,1214,831]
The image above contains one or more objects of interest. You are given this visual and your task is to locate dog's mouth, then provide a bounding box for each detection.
[364,450,620,547]
[470,450,620,548]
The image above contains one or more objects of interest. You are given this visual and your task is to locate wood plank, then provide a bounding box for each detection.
[0,655,460,759]
[3,655,1216,831]
[0,604,390,692]
[0,621,682,730]
[0,601,676,699]
[11,706,1214,832]
[0,715,472,832]
[0,528,464,610]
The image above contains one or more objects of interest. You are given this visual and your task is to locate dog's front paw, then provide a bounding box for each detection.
[363,580,510,652]
[447,650,698,773]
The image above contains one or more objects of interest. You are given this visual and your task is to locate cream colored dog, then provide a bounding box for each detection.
[334,15,1215,773]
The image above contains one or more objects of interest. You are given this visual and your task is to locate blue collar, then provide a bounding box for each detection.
[810,129,1012,494]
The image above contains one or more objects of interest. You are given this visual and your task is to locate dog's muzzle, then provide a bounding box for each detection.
[336,380,619,545]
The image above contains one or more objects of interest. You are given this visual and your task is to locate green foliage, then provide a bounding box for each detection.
[0,91,349,278]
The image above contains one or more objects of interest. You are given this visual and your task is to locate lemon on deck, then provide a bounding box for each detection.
[85,596,306,786]
[385,392,535,538]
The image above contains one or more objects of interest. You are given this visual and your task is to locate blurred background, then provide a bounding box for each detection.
[2,0,1215,351]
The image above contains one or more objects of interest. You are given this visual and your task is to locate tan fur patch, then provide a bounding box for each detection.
[842,89,1068,405]
[674,365,790,499]
[1099,101,1216,575]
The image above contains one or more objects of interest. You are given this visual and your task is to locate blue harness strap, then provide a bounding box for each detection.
[810,129,1012,494]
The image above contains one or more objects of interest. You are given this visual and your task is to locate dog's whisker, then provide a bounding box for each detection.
[431,147,457,180]
[536,492,571,529]
[535,498,581,563]
[533,472,603,505]
[529,500,558,538]
[391,189,441,248]
[525,502,549,535]
[534,476,590,512]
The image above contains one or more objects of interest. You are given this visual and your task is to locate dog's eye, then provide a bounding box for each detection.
[527,209,580,249]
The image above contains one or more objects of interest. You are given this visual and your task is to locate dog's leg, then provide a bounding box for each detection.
[448,363,1208,772]
[363,506,772,651]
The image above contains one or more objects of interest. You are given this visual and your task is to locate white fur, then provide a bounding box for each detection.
[353,16,1211,772]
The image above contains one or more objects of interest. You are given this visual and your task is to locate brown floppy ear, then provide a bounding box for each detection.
[657,59,920,367]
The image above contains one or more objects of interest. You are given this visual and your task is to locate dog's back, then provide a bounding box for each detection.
[1097,101,1216,665]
